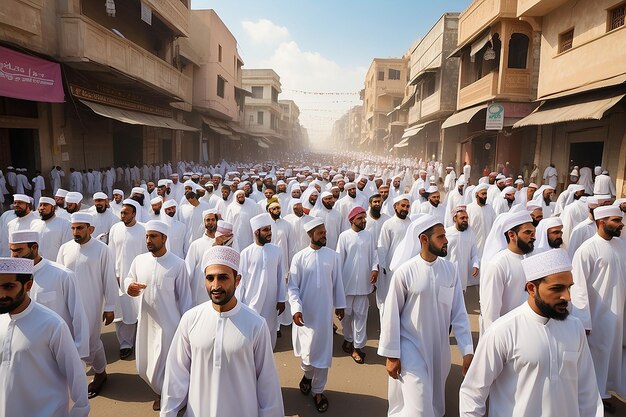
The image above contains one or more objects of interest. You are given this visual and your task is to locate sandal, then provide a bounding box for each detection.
[87,372,107,399]
[313,393,329,413]
[299,375,312,395]
[351,348,365,364]
[341,340,353,354]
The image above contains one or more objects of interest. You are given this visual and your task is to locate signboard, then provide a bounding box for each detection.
[485,103,504,130]
[0,46,64,103]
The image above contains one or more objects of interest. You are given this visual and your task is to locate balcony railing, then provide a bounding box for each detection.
[143,0,190,37]
[458,71,499,109]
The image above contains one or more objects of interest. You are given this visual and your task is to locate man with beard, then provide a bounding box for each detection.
[379,184,396,218]
[531,184,556,218]
[492,186,517,216]
[169,173,184,203]
[30,197,72,261]
[160,246,284,417]
[108,200,147,359]
[161,200,190,258]
[267,199,294,275]
[571,205,626,413]
[125,220,192,411]
[0,257,90,417]
[460,249,603,417]
[337,207,378,364]
[9,230,89,359]
[365,193,390,244]
[389,175,402,200]
[146,181,156,199]
[56,212,117,398]
[1,194,39,256]
[257,185,277,211]
[225,190,261,251]
[65,192,85,215]
[289,218,346,413]
[417,186,445,223]
[310,191,343,250]
[180,191,210,246]
[54,188,70,219]
[480,211,536,332]
[409,170,428,203]
[335,182,367,228]
[109,189,124,216]
[149,197,163,220]
[445,206,480,291]
[379,215,473,417]
[444,176,466,227]
[284,199,313,253]
[466,184,496,259]
[185,209,219,307]
[237,213,286,349]
[532,217,564,254]
[88,192,120,238]
[559,185,587,245]
[526,202,543,227]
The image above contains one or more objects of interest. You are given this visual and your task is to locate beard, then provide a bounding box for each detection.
[0,285,26,314]
[605,224,623,238]
[153,209,160,216]
[95,206,106,214]
[505,198,515,206]
[14,208,27,218]
[270,212,280,220]
[534,292,569,321]
[517,238,535,254]
[477,196,487,205]
[573,193,582,200]
[39,211,54,221]
[458,187,464,196]
[428,240,447,257]
[457,222,468,232]
[322,201,334,210]
[370,206,381,217]
[532,219,540,227]
[396,209,408,220]
[548,237,563,248]
[429,200,439,208]
[132,195,145,206]
[312,238,326,247]
[258,233,272,245]
[543,197,551,206]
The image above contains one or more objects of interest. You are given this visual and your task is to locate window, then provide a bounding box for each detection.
[217,75,225,98]
[218,44,222,62]
[558,28,574,53]
[389,69,401,80]
[257,111,264,125]
[608,3,625,31]
[507,33,529,69]
[378,71,384,81]
[392,97,402,107]
[271,87,279,103]
[423,75,436,97]
[251,86,263,99]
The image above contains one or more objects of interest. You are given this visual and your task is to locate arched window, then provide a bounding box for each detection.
[508,33,529,69]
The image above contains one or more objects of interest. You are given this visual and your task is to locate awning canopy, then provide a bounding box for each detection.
[227,121,248,134]
[81,100,197,131]
[202,117,232,135]
[471,32,492,56]
[401,125,423,139]
[513,94,625,128]
[442,104,488,129]
[253,137,269,148]
[394,138,410,148]
[539,73,626,100]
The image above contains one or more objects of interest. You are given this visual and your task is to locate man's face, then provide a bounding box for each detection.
[505,192,516,205]
[510,223,536,254]
[601,216,624,238]
[347,188,356,198]
[9,242,36,260]
[204,214,218,233]
[147,182,155,193]
[379,187,389,201]
[164,207,176,218]
[293,203,304,217]
[331,188,340,199]
[184,186,192,195]
[420,172,427,181]
[212,177,221,188]
[322,195,335,209]
[547,226,564,248]
[256,225,272,244]
[66,202,80,214]
[221,187,230,200]
[543,189,554,203]
[352,212,366,231]
[264,189,275,200]
[291,189,302,199]
[13,201,29,217]
[205,264,239,306]
[71,223,92,244]
[94,199,108,214]
[113,193,123,203]
[358,179,367,190]
[428,192,441,207]
[151,202,162,215]
[146,231,166,253]
[236,193,246,204]
[393,178,401,188]
[120,205,136,225]
[269,206,281,220]
[476,190,488,205]
[0,274,31,314]
[309,192,318,206]
[171,176,179,184]
[38,203,55,221]
[423,225,448,257]
[157,187,166,197]
[530,271,573,321]
[277,184,287,194]
[530,208,543,226]
[337,180,345,190]
[309,225,327,247]
[454,211,469,231]
[243,184,252,195]
[394,200,410,219]
[54,196,65,208]
[370,197,382,212]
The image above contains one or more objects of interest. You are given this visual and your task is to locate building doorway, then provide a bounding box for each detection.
[0,128,39,172]
[569,142,604,170]
[162,139,172,163]
[113,125,142,167]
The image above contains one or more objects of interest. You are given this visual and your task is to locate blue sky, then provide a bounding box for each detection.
[191,0,471,143]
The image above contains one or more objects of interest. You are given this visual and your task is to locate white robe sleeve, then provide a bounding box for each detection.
[378,225,390,272]
[160,317,192,417]
[332,252,346,309]
[479,260,506,331]
[377,270,407,359]
[65,270,91,358]
[574,320,604,417]
[570,246,594,330]
[101,244,118,312]
[276,251,287,303]
[450,269,474,356]
[253,321,285,417]
[288,255,303,315]
[175,263,193,316]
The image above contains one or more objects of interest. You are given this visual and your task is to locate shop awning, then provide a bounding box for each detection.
[401,120,439,139]
[539,73,626,100]
[394,138,410,148]
[227,121,248,134]
[513,94,625,128]
[471,32,492,56]
[441,104,488,129]
[253,137,269,148]
[202,117,232,135]
[81,100,197,131]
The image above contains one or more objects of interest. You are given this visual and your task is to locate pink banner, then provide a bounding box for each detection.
[0,46,64,103]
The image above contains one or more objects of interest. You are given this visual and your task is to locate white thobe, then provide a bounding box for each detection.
[15,173,31,194]
[88,209,120,238]
[51,169,64,195]
[32,175,45,206]
[1,211,39,256]
[445,226,480,290]
[237,243,287,349]
[108,221,147,324]
[560,199,588,245]
[459,302,603,417]
[162,216,189,258]
[543,166,558,189]
[70,171,82,193]
[185,234,215,307]
[309,206,343,250]
[124,252,193,394]
[377,215,410,307]
[284,213,313,253]
[578,167,594,195]
[160,302,284,417]
[271,218,295,271]
[336,195,367,228]
[444,189,464,228]
[336,228,378,296]
[417,200,446,224]
[570,234,626,398]
[30,215,72,261]
[378,256,473,417]
[479,249,527,332]
[224,199,261,250]
[567,218,596,258]
[486,185,500,205]
[593,173,616,197]
[0,302,90,417]
[466,202,496,257]
[31,259,90,358]
[365,211,390,245]
[288,247,346,368]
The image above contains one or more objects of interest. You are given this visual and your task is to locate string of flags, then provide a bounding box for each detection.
[283,88,360,96]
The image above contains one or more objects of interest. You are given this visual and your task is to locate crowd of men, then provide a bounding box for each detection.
[0,154,624,417]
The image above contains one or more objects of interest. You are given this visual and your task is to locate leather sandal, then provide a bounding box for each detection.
[299,375,312,395]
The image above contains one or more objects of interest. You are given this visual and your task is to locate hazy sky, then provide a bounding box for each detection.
[191,0,471,145]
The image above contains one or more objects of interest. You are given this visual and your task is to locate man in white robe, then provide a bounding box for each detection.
[31,171,45,207]
[0,257,90,417]
[416,186,445,223]
[365,193,390,244]
[445,206,480,291]
[237,213,286,349]
[567,198,599,258]
[88,192,120,238]
[180,191,210,246]
[459,249,603,417]
[108,200,147,359]
[289,218,346,412]
[480,211,536,332]
[185,209,218,307]
[560,186,587,245]
[570,205,626,411]
[161,200,189,257]
[443,166,456,193]
[15,169,32,194]
[30,197,72,261]
[50,166,65,196]
[224,190,261,251]
[378,216,473,417]
[309,191,343,250]
[160,246,284,417]
[337,207,378,364]
[466,184,496,258]
[532,184,556,219]
[267,199,295,270]
[543,163,558,189]
[9,230,89,359]
[578,165,594,195]
[1,194,39,257]
[532,217,564,254]
[335,182,367,226]
[284,199,313,254]
[491,186,517,216]
[593,169,616,197]
[109,189,124,216]
[444,176,466,227]
[56,212,117,398]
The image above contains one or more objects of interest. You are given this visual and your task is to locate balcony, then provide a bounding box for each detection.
[458,71,499,109]
[143,0,190,37]
[517,0,570,17]
[58,14,192,103]
[458,0,517,47]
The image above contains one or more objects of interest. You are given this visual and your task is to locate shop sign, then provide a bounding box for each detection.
[486,103,505,130]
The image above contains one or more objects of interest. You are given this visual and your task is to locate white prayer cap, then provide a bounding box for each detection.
[320,191,333,199]
[113,189,124,196]
[150,197,162,205]
[157,179,168,187]
[534,217,563,252]
[496,174,505,181]
[304,217,325,232]
[593,205,623,220]
[93,192,108,200]
[503,210,533,231]
[392,194,410,204]
[145,220,169,235]
[528,183,538,189]
[291,198,302,206]
[39,197,55,206]
[6,166,14,169]
[65,192,83,204]
[522,249,571,282]
[215,220,233,237]
[570,168,579,176]
[455,175,466,187]
[451,205,467,216]
[13,194,30,203]
[9,230,39,244]
[250,213,272,231]
[344,182,357,190]
[0,257,33,275]
[514,178,524,185]
[445,166,453,170]
[55,188,69,198]
[526,201,542,212]
[569,184,585,193]
[474,183,489,193]
[594,166,602,175]
[201,246,240,272]
[426,186,439,194]
[389,214,442,272]
[276,180,286,186]
[70,212,93,225]
[202,208,218,218]
[501,186,516,195]
[586,197,599,207]
[183,179,195,188]
[131,187,144,195]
